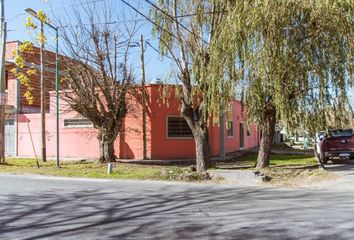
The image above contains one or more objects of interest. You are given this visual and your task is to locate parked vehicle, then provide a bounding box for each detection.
[319,129,354,164]
[313,131,326,157]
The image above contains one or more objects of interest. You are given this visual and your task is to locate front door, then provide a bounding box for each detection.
[239,122,244,149]
[5,119,15,156]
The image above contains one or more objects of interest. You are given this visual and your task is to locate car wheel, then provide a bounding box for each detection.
[332,159,340,164]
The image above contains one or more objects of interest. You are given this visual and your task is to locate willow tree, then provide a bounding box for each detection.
[148,0,238,175]
[221,0,354,168]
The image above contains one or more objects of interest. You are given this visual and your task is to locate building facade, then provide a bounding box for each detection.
[4,41,56,156]
[4,41,259,160]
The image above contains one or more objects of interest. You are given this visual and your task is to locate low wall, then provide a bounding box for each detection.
[17,112,149,160]
[18,113,99,159]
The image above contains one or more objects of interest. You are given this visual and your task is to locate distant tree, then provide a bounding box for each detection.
[220,0,354,168]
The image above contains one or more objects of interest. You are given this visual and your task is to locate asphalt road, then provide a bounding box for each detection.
[0,174,354,240]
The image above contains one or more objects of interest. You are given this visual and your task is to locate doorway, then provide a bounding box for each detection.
[5,119,15,156]
[239,122,244,149]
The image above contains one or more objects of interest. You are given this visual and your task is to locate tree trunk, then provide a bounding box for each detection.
[179,68,210,176]
[98,131,116,163]
[193,127,211,176]
[181,104,211,175]
[256,101,276,169]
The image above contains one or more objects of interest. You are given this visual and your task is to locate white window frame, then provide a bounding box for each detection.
[166,115,194,139]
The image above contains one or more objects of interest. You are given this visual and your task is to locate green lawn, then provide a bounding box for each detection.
[0,158,199,181]
[269,154,317,166]
[272,143,313,153]
[0,154,320,185]
[216,153,318,169]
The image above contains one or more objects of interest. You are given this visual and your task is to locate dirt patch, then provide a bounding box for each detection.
[260,168,338,187]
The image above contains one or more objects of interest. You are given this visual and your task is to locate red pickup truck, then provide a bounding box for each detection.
[319,129,354,164]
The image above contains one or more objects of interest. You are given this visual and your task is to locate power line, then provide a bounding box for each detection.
[120,0,232,68]
[10,6,204,29]
[57,11,221,28]
[143,0,211,46]
[7,13,26,22]
[10,0,219,66]
[121,0,229,59]
[120,0,179,42]
[145,41,174,61]
[143,0,196,38]
[9,0,221,32]
[143,0,233,63]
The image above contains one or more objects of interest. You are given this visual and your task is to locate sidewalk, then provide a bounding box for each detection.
[306,161,354,191]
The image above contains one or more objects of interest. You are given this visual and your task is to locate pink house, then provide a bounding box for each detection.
[7,84,259,160]
[3,41,259,160]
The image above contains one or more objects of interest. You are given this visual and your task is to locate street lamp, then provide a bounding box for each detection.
[25,8,60,168]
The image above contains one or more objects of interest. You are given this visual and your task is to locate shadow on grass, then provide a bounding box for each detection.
[0,162,14,166]
[214,153,318,170]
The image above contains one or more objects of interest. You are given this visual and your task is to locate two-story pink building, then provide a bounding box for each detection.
[4,41,259,160]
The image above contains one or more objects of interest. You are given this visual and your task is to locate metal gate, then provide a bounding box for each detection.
[5,119,15,156]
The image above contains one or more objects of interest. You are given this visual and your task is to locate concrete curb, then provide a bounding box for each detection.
[210,170,263,186]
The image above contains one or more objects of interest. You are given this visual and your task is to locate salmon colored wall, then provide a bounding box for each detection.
[17,112,99,158]
[148,85,259,159]
[17,91,152,159]
[209,101,259,156]
[114,88,152,160]
[149,85,196,159]
[16,86,259,160]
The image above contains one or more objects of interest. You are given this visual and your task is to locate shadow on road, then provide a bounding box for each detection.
[325,160,354,174]
[1,182,354,239]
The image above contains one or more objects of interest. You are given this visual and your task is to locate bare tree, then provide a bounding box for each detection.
[58,3,138,163]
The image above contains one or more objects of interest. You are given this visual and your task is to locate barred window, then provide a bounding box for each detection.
[227,121,234,137]
[64,119,93,128]
[167,116,193,138]
[247,125,251,136]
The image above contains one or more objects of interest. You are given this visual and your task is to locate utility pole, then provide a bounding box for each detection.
[140,35,147,159]
[0,0,6,164]
[40,22,46,162]
[55,29,59,167]
[25,8,59,166]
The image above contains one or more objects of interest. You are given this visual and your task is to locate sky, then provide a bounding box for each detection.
[6,0,173,82]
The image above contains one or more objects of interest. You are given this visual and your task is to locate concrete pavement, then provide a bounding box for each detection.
[309,160,354,191]
[1,174,354,239]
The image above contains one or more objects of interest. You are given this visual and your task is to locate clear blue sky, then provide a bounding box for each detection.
[6,0,172,82]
